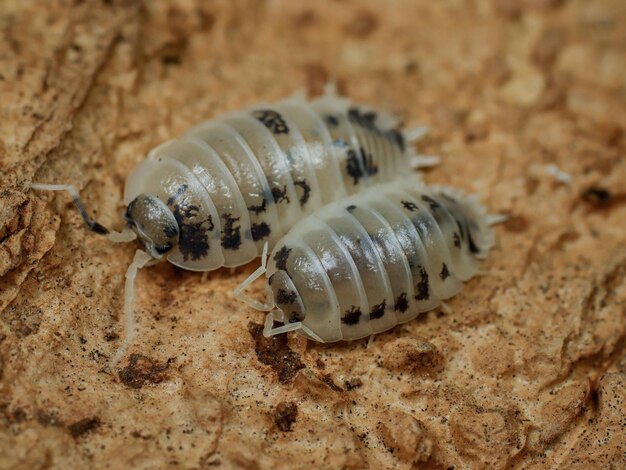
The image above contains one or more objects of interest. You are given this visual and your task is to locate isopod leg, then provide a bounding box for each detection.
[109,249,153,369]
[233,242,273,311]
[410,154,441,169]
[405,125,430,143]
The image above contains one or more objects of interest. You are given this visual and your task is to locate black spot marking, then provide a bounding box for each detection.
[178,218,212,261]
[455,218,465,240]
[167,185,214,262]
[293,179,311,206]
[166,184,188,206]
[271,185,290,204]
[341,306,362,325]
[346,147,378,185]
[221,213,241,250]
[252,109,289,134]
[453,232,461,248]
[466,223,480,255]
[440,263,450,281]
[415,266,430,301]
[369,300,386,320]
[276,288,298,305]
[394,293,409,313]
[387,129,406,151]
[402,200,419,211]
[421,194,440,211]
[325,115,339,127]
[274,246,291,271]
[248,198,267,215]
[348,107,378,132]
[346,204,357,212]
[251,222,271,241]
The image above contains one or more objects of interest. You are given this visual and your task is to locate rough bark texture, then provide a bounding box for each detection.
[1,1,625,468]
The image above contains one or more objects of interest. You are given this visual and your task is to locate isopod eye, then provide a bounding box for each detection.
[125,194,180,259]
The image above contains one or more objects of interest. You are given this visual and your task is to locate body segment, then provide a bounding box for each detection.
[124,94,415,271]
[264,179,494,342]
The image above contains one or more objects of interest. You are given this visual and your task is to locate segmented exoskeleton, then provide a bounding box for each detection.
[253,178,497,342]
[31,88,432,365]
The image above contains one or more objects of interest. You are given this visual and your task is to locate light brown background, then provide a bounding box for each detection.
[1,0,625,468]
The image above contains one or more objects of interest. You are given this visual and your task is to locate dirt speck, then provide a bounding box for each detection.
[274,401,298,432]
[248,322,305,384]
[118,354,171,389]
[68,417,101,438]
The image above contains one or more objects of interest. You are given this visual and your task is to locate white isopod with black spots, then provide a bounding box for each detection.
[243,178,499,342]
[31,88,433,364]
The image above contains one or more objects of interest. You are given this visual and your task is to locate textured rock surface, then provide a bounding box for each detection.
[1,0,625,468]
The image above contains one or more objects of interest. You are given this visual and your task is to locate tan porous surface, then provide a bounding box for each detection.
[1,1,625,468]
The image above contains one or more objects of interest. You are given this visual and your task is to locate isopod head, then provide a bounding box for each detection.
[124,193,180,259]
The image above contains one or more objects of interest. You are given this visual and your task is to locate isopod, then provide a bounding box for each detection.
[240,178,500,342]
[31,87,434,364]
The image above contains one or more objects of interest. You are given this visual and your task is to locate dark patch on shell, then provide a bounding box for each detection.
[341,305,362,325]
[251,221,271,241]
[221,213,241,250]
[394,293,409,312]
[466,224,480,255]
[274,246,291,271]
[276,288,298,305]
[248,198,267,215]
[252,109,289,134]
[168,184,214,261]
[387,129,406,151]
[369,300,386,320]
[402,200,419,211]
[453,232,461,248]
[274,401,298,432]
[248,322,305,384]
[178,218,212,261]
[294,179,311,206]
[118,353,171,389]
[271,185,290,204]
[346,147,378,185]
[346,204,357,212]
[440,262,450,281]
[324,114,339,127]
[348,107,378,132]
[415,266,430,301]
[421,194,440,211]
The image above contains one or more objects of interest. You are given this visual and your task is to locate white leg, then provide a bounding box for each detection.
[233,242,273,311]
[299,323,324,343]
[109,249,153,368]
[487,213,508,225]
[405,126,430,142]
[367,334,375,349]
[410,155,441,169]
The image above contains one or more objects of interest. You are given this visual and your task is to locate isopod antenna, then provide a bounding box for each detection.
[31,183,137,243]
